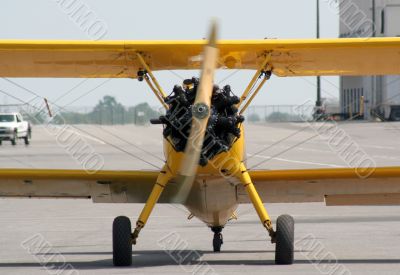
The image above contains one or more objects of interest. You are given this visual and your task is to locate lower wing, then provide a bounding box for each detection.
[3,167,400,206]
[246,167,400,206]
[0,169,171,203]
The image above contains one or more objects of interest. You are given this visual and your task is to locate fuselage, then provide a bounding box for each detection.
[163,124,246,227]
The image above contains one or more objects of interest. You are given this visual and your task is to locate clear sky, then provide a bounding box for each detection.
[0,0,340,109]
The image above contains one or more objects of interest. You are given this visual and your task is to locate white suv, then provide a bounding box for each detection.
[0,113,31,145]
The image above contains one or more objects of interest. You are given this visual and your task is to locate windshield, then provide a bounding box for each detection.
[0,115,15,122]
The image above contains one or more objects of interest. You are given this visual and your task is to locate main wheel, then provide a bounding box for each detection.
[113,216,132,266]
[213,233,223,252]
[275,214,294,265]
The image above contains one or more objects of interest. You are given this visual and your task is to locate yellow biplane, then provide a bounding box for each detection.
[1,22,400,266]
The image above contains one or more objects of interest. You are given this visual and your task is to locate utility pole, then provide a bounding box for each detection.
[316,0,322,109]
[369,0,376,120]
[372,0,376,37]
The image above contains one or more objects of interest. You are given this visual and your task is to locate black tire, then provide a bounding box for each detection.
[0,140,2,146]
[11,131,17,146]
[113,216,132,266]
[24,137,29,145]
[275,215,294,265]
[390,108,400,121]
[24,133,30,145]
[213,233,223,252]
[25,127,32,145]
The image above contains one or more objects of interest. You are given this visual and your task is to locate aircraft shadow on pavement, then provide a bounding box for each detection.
[0,250,399,270]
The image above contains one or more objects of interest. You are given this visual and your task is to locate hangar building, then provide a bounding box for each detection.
[340,0,400,120]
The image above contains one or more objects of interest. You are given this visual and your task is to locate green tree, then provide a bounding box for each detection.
[247,113,260,123]
[89,96,126,125]
[127,103,161,125]
[33,95,161,125]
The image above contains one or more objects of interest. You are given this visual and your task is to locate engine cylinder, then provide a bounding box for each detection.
[153,78,244,166]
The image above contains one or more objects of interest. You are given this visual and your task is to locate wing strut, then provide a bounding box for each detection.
[136,53,169,109]
[237,52,272,113]
[239,70,271,115]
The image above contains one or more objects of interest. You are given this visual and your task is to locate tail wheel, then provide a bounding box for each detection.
[213,233,223,252]
[113,216,132,266]
[275,214,294,265]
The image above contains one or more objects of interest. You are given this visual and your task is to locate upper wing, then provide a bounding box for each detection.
[1,37,400,78]
[245,167,400,206]
[0,168,179,203]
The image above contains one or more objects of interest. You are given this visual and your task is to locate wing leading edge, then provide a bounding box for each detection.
[1,37,400,78]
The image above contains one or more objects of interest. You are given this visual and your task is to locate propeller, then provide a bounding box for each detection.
[173,21,219,203]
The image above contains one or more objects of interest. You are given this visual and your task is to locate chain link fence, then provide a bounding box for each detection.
[0,103,315,125]
[0,103,161,125]
[245,105,314,123]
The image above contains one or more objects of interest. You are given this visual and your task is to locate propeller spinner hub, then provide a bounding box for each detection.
[192,103,210,119]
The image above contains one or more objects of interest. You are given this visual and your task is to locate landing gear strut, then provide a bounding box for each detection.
[211,226,223,252]
[112,166,173,267]
[232,162,295,265]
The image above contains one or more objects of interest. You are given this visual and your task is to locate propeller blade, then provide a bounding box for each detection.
[173,21,219,203]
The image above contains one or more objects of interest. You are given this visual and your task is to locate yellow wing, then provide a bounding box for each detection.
[2,167,400,205]
[246,167,400,206]
[1,37,400,78]
[0,169,181,203]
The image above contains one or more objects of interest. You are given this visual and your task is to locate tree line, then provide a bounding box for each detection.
[29,96,161,125]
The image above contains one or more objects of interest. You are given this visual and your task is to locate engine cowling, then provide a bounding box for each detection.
[152,77,244,166]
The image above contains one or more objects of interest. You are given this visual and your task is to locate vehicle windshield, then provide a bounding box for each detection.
[0,115,15,122]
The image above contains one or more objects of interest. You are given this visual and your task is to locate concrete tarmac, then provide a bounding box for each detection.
[0,122,399,274]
